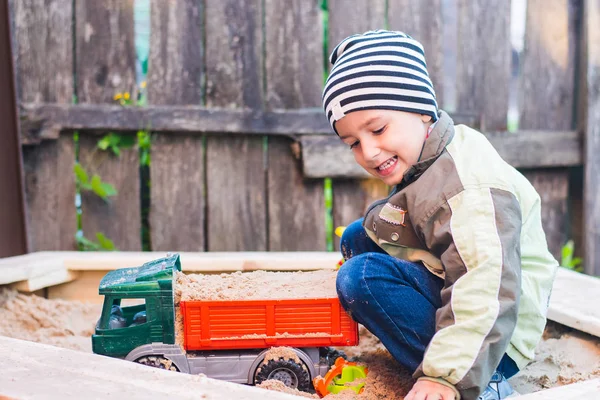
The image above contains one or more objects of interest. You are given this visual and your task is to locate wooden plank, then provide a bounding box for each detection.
[78,135,141,250]
[1,0,27,257]
[76,0,140,251]
[148,136,205,251]
[581,0,600,276]
[10,0,73,105]
[0,337,304,400]
[332,180,389,250]
[519,0,579,262]
[75,0,136,103]
[547,267,600,338]
[11,0,76,251]
[147,0,205,251]
[204,0,267,251]
[327,0,387,252]
[521,170,569,259]
[265,0,326,251]
[19,103,481,142]
[456,0,511,131]
[21,136,77,251]
[516,378,600,399]
[10,269,79,293]
[300,130,582,178]
[388,0,444,108]
[327,0,386,63]
[1,338,599,400]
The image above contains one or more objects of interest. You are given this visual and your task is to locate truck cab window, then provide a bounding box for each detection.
[107,298,147,329]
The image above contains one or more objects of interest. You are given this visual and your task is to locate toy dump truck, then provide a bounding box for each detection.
[92,253,358,393]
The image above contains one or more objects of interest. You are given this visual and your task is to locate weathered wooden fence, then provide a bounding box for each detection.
[9,0,600,275]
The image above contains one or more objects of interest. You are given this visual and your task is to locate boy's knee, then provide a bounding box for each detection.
[340,218,365,259]
[336,254,367,306]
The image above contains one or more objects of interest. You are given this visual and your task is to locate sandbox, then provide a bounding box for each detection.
[0,252,599,399]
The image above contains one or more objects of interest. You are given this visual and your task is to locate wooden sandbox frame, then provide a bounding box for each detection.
[1,251,599,399]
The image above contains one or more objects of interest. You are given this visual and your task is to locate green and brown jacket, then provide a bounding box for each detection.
[363,110,558,400]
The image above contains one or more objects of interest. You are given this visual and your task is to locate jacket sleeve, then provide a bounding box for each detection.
[414,187,522,400]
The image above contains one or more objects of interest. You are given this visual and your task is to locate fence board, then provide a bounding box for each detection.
[21,136,76,251]
[20,103,481,141]
[205,0,266,251]
[456,0,511,131]
[11,0,76,251]
[327,0,387,252]
[327,0,386,60]
[519,0,579,259]
[332,179,389,250]
[148,0,205,251]
[301,130,581,178]
[265,0,326,250]
[388,0,444,107]
[76,0,140,250]
[581,0,600,275]
[149,135,205,251]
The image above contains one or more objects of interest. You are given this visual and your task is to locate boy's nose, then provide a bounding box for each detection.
[361,141,381,161]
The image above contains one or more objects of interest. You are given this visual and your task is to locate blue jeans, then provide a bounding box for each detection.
[337,219,519,379]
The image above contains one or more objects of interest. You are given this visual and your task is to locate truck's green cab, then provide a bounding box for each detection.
[92,253,180,358]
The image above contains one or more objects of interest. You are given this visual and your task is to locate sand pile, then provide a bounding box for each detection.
[258,380,318,399]
[509,322,600,393]
[174,270,338,302]
[294,323,600,399]
[0,288,99,352]
[2,269,599,400]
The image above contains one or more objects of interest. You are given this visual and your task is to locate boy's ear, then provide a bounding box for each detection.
[420,114,433,123]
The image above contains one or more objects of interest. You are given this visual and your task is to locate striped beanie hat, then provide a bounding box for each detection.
[322,30,439,133]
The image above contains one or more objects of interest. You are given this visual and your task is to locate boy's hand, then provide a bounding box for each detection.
[405,379,457,400]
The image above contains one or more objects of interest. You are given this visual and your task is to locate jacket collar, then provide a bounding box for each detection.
[400,110,455,186]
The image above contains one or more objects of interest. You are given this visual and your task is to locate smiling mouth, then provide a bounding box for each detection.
[375,156,398,176]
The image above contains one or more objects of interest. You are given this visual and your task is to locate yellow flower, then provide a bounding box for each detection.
[140,81,147,89]
[124,92,130,100]
[113,93,123,100]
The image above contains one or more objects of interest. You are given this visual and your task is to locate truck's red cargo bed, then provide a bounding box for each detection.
[180,298,358,350]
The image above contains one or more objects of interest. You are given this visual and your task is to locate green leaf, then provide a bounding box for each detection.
[96,232,116,251]
[75,234,101,251]
[74,163,89,185]
[119,135,136,148]
[97,136,111,150]
[91,175,107,198]
[100,182,118,197]
[560,240,574,267]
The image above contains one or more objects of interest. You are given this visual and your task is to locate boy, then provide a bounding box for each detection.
[323,30,558,400]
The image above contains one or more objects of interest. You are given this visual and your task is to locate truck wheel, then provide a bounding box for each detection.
[135,355,179,372]
[254,358,312,392]
[320,347,348,368]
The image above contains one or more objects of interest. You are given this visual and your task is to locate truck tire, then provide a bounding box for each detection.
[254,358,312,392]
[135,355,179,372]
[320,347,348,367]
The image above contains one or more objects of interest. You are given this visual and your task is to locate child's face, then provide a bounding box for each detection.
[335,109,432,186]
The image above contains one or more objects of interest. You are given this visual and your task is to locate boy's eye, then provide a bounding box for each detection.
[349,141,359,149]
[373,126,386,134]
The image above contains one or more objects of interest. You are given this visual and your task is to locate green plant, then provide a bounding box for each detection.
[560,239,583,272]
[74,163,118,201]
[75,232,116,251]
[97,133,136,156]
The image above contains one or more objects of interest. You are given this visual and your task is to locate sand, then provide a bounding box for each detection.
[317,323,600,399]
[174,270,338,302]
[0,288,99,352]
[2,271,599,399]
[509,322,600,393]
